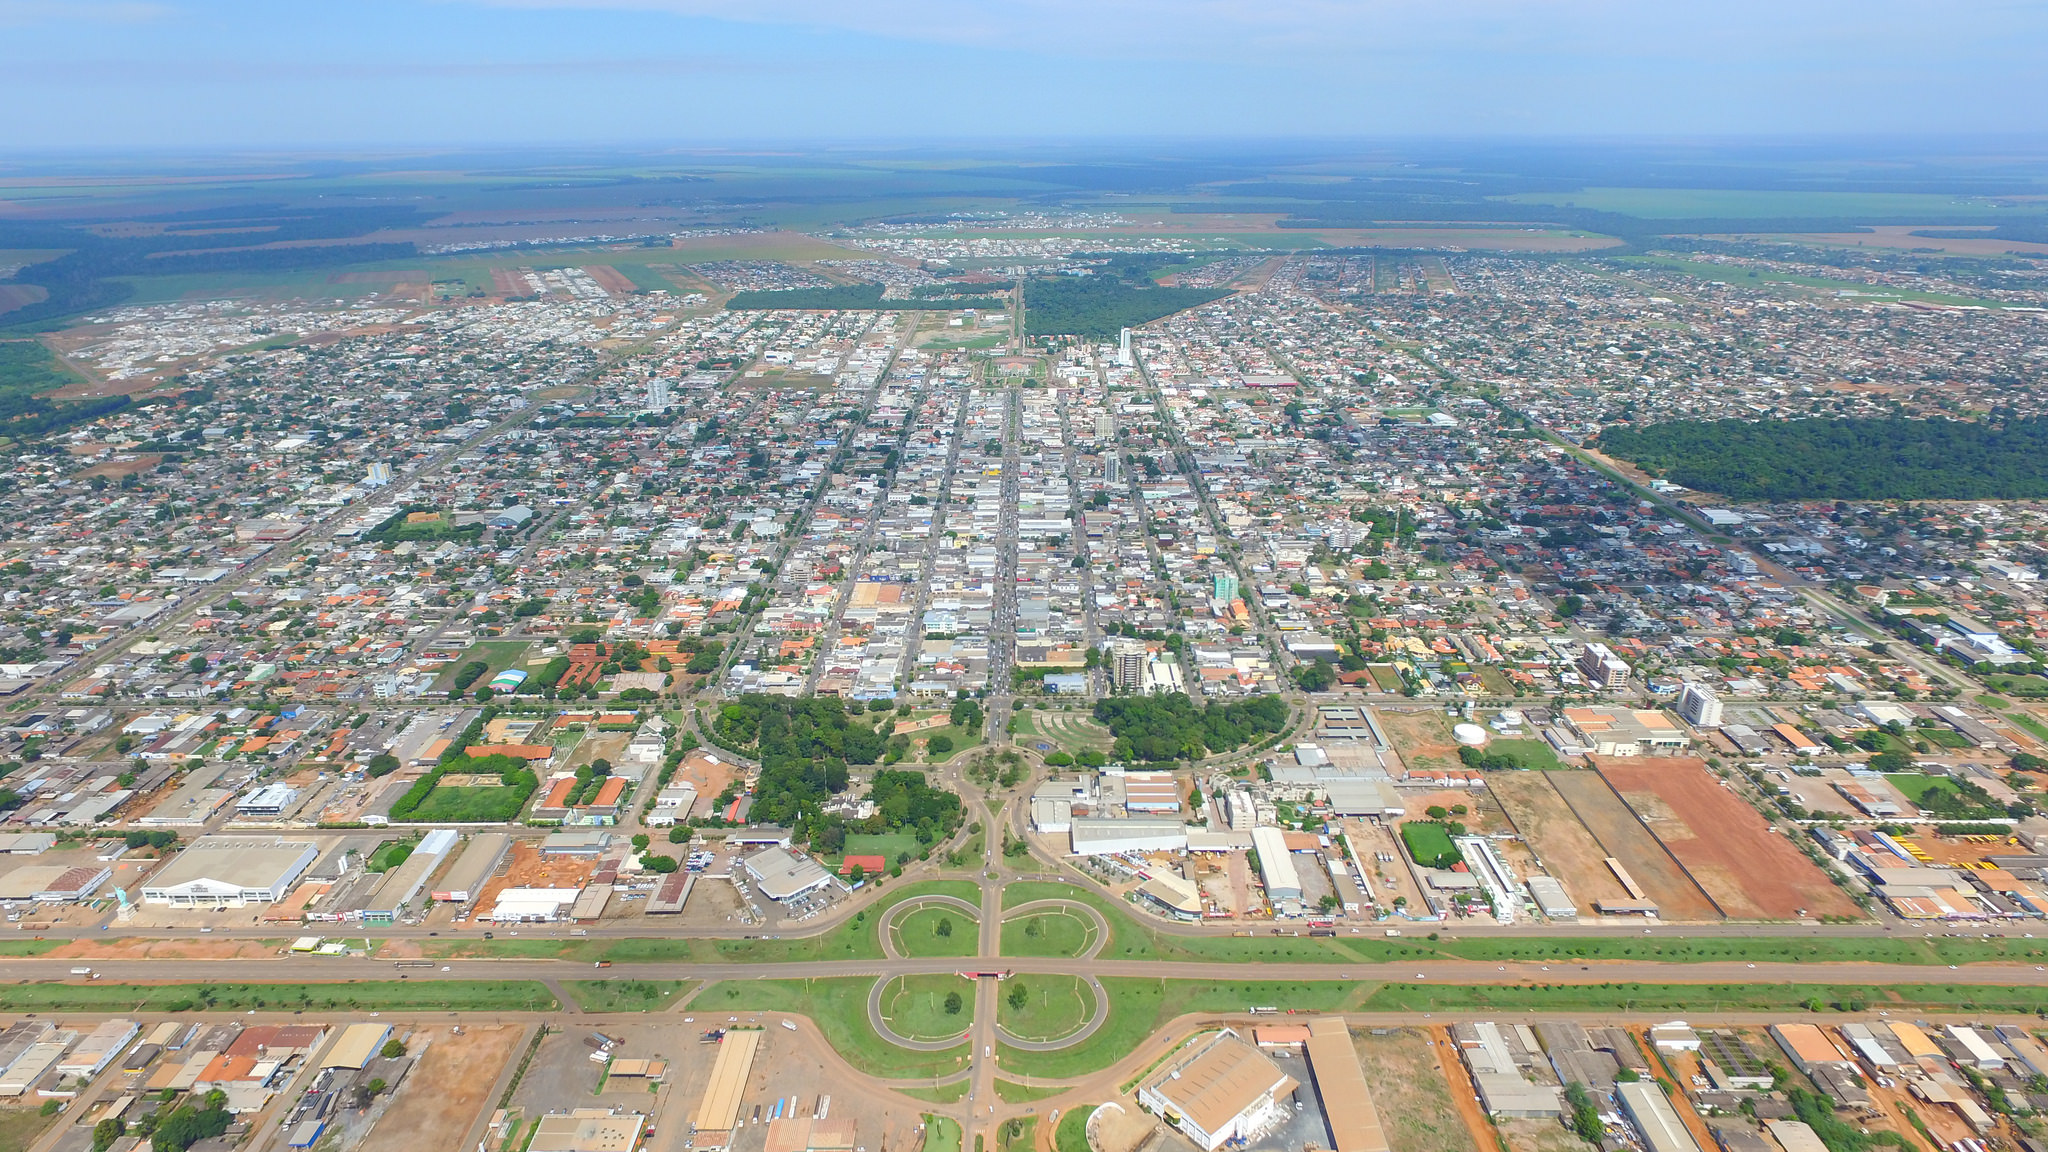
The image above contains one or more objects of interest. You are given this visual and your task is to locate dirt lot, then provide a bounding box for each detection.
[1499,1118,1584,1152]
[362,1024,527,1152]
[48,936,282,961]
[1597,758,1859,921]
[467,840,598,924]
[583,265,638,297]
[1379,709,1462,774]
[1546,771,1722,922]
[490,268,530,297]
[1489,773,1627,914]
[1352,1027,1477,1152]
[1340,818,1424,916]
[1909,828,2025,867]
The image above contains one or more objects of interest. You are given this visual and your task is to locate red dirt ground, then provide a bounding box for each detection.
[582,265,638,297]
[1597,757,1861,920]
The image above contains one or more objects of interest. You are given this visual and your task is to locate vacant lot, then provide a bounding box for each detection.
[362,1023,525,1152]
[1489,773,1627,913]
[1379,709,1461,773]
[1353,1027,1476,1152]
[1548,770,1721,921]
[1599,758,1859,920]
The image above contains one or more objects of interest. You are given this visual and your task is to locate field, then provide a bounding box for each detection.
[360,1024,526,1152]
[892,904,980,958]
[1498,188,2026,220]
[707,977,970,1079]
[1490,773,1626,913]
[997,974,1094,1042]
[1378,709,1461,772]
[0,1104,58,1152]
[1353,1028,1477,1152]
[561,979,695,1012]
[1054,1107,1094,1152]
[401,778,534,823]
[1547,769,1722,921]
[432,640,531,691]
[1481,736,1568,771]
[1399,821,1462,869]
[878,974,976,1041]
[1599,758,1861,920]
[1614,255,2012,310]
[999,906,1098,958]
[1887,773,1962,804]
[1715,226,2048,258]
[995,977,1366,1079]
[845,831,924,867]
[923,1115,963,1152]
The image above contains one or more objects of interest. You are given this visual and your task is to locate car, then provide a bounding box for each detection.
[441,966,451,972]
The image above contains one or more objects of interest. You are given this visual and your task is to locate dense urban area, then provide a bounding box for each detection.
[0,183,2046,1152]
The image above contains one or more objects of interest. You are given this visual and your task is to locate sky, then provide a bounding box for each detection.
[2,0,2044,148]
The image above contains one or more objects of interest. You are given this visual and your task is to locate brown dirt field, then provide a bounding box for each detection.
[490,268,530,297]
[667,230,863,263]
[48,937,280,960]
[1547,770,1722,922]
[75,454,163,479]
[361,1024,526,1152]
[329,269,428,283]
[1380,709,1462,773]
[1354,1026,1480,1152]
[468,840,596,920]
[1489,773,1627,911]
[582,265,638,297]
[1499,1118,1585,1152]
[1597,758,1859,921]
[0,284,47,315]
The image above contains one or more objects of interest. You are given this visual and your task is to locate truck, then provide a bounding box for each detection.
[69,967,98,979]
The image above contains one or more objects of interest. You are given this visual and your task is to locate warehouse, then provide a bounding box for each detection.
[57,1019,139,1079]
[351,828,456,922]
[430,832,511,904]
[1620,1081,1701,1152]
[1304,1017,1389,1152]
[1251,826,1301,902]
[695,1028,762,1133]
[529,1108,646,1152]
[490,887,580,922]
[742,847,834,903]
[320,1023,393,1070]
[1068,817,1188,856]
[141,836,319,907]
[1138,1030,1298,1152]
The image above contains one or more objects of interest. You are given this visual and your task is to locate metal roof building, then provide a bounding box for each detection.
[741,847,833,903]
[140,837,318,907]
[1304,1017,1390,1152]
[1620,1081,1701,1152]
[1138,1030,1298,1152]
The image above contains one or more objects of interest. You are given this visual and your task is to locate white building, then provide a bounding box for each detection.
[140,837,319,908]
[1577,643,1630,691]
[1675,682,1723,728]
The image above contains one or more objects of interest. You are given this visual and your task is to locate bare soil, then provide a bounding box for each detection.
[362,1024,526,1152]
[1547,770,1722,922]
[1488,773,1628,911]
[1353,1027,1477,1152]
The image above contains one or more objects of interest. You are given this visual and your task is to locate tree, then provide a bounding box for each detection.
[943,991,963,1015]
[92,1118,125,1152]
[935,917,953,938]
[927,734,954,757]
[187,655,207,675]
[1007,983,1028,1010]
[381,1038,405,1059]
[366,753,399,778]
[1318,894,1340,912]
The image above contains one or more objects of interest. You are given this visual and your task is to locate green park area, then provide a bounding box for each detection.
[878,974,977,1041]
[1054,1107,1095,1152]
[921,1115,963,1152]
[997,975,1095,1043]
[1398,822,1463,869]
[893,904,981,959]
[562,980,695,1012]
[996,978,1365,1079]
[1886,774,1961,804]
[707,978,970,1080]
[844,832,924,869]
[1000,907,1099,958]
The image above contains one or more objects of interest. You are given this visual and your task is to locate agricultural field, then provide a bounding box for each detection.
[1598,758,1861,920]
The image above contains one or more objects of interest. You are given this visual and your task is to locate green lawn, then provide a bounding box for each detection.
[996,1116,1037,1152]
[1921,729,1972,750]
[894,905,981,959]
[995,1080,1068,1104]
[401,781,534,824]
[707,978,971,1080]
[2007,711,2048,742]
[916,724,982,763]
[1000,908,1098,959]
[899,1083,969,1105]
[1358,981,2048,1014]
[1483,737,1567,770]
[998,975,1094,1042]
[923,1115,963,1152]
[562,980,695,1012]
[846,832,924,868]
[1887,774,1962,804]
[366,838,416,873]
[878,974,976,1042]
[0,981,556,1013]
[0,1104,60,1152]
[995,978,1364,1079]
[1054,1107,1095,1152]
[1399,821,1462,869]
[434,640,532,691]
[0,940,60,957]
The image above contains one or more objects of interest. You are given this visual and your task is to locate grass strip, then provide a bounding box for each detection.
[704,977,971,1080]
[0,980,557,1013]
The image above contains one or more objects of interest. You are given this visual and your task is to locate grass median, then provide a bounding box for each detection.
[1358,981,2048,1014]
[0,980,557,1013]
[705,977,971,1080]
[996,977,1366,1079]
[562,979,695,1012]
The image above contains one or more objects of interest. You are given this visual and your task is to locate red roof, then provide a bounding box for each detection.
[839,855,886,876]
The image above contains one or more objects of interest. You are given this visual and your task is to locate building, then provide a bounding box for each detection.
[1068,817,1189,856]
[1138,1030,1298,1152]
[540,830,612,858]
[1676,682,1724,728]
[57,1019,139,1079]
[1620,1080,1702,1152]
[235,782,299,817]
[1214,572,1240,603]
[741,847,834,903]
[529,1109,647,1152]
[647,378,671,413]
[694,1029,762,1133]
[364,462,393,487]
[1109,638,1149,690]
[140,837,319,907]
[1577,643,1631,691]
[1559,707,1690,757]
[1251,825,1301,902]
[489,888,581,922]
[1304,1017,1390,1152]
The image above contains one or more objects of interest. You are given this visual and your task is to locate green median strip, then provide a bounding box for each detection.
[0,980,558,1013]
[561,979,695,1013]
[702,977,971,1080]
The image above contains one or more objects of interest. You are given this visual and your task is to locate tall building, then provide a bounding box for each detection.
[1676,682,1724,727]
[1576,642,1631,691]
[1214,572,1240,603]
[363,462,392,487]
[646,378,671,412]
[1117,327,1134,367]
[1110,638,1148,690]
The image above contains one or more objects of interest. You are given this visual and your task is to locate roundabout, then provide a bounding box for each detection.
[993,973,1103,1048]
[880,893,983,961]
[871,973,977,1047]
[998,899,1108,961]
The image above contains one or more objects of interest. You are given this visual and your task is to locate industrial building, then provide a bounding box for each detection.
[742,847,834,903]
[141,836,319,907]
[528,1108,647,1152]
[1138,1030,1299,1152]
[1251,825,1301,903]
[1619,1080,1701,1152]
[1068,817,1188,856]
[695,1029,763,1133]
[1303,1017,1390,1152]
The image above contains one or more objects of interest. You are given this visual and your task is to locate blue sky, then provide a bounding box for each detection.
[3,0,2044,147]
